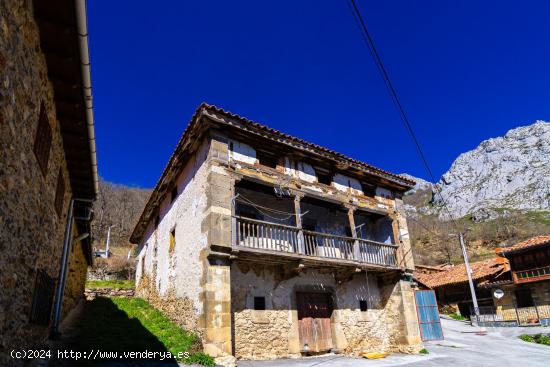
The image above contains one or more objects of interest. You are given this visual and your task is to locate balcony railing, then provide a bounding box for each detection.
[514,265,550,283]
[234,216,398,267]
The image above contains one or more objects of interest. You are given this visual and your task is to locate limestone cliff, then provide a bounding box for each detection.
[403,121,550,221]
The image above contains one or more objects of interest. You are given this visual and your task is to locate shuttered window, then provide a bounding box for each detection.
[29,270,55,325]
[33,103,52,176]
[54,169,65,217]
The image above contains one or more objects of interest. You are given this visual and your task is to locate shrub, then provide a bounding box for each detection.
[419,348,429,354]
[520,334,550,346]
[185,352,215,366]
[448,313,467,321]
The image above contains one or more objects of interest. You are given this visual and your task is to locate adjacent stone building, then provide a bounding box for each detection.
[131,104,422,365]
[0,0,98,365]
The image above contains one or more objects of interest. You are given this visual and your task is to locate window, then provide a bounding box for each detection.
[54,169,65,217]
[29,270,55,325]
[171,186,178,203]
[360,182,376,197]
[154,214,160,229]
[515,288,534,308]
[33,102,52,176]
[315,169,332,185]
[169,227,176,253]
[254,296,266,310]
[256,150,278,169]
[359,300,368,312]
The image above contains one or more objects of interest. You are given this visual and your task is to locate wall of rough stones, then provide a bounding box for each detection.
[230,261,418,360]
[0,1,78,364]
[62,239,89,320]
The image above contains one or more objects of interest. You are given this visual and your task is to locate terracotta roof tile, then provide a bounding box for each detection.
[414,258,507,289]
[498,235,550,255]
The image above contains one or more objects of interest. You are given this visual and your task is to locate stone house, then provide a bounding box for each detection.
[0,0,98,365]
[415,235,550,325]
[485,236,550,325]
[130,103,422,365]
[414,258,507,316]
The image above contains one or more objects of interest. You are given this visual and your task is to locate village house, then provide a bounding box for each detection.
[130,103,422,365]
[415,235,550,326]
[0,0,97,365]
[486,236,550,326]
[415,258,508,317]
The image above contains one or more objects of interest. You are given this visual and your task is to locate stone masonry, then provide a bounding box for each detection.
[0,1,90,365]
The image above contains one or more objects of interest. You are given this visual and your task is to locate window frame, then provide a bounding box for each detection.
[33,102,53,177]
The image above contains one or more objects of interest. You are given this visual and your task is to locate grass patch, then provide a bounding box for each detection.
[447,313,467,321]
[77,297,214,365]
[520,333,550,346]
[85,279,135,289]
[419,348,429,354]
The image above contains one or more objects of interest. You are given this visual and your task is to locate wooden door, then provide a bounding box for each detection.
[296,292,333,352]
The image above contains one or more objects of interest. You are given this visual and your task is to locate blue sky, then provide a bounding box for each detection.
[88,1,550,188]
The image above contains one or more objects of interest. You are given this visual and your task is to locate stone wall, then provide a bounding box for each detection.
[230,261,421,360]
[494,280,550,322]
[0,1,80,364]
[62,239,89,320]
[85,288,135,299]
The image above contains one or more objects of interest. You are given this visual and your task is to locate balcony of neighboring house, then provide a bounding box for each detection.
[231,180,399,269]
[510,247,550,284]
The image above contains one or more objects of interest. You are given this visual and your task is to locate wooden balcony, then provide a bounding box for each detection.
[513,265,550,284]
[233,216,398,268]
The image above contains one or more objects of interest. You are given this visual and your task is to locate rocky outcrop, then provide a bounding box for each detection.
[404,121,550,220]
[434,121,549,219]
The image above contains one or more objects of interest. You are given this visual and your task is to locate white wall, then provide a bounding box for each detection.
[228,139,256,164]
[333,173,363,195]
[137,140,210,313]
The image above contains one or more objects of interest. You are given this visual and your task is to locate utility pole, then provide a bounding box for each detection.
[459,233,480,317]
[105,225,113,258]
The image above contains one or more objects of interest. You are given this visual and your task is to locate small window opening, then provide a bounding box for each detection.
[360,182,376,197]
[169,227,176,253]
[34,102,52,176]
[315,170,332,185]
[359,300,368,312]
[171,186,178,203]
[256,150,278,169]
[254,296,266,310]
[29,270,55,325]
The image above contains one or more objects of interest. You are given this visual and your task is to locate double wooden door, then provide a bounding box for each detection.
[296,292,334,352]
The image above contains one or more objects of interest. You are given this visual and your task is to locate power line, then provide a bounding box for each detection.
[346,0,459,228]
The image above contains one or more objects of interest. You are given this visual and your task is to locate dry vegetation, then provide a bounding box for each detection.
[405,188,550,265]
[92,178,151,249]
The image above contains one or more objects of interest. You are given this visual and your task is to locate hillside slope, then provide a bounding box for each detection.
[402,121,550,264]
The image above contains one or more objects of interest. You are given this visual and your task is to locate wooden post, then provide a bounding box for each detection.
[231,180,237,247]
[294,194,304,254]
[347,206,360,261]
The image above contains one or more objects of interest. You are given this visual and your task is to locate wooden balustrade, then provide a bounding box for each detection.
[234,216,398,267]
[357,238,398,266]
[514,265,550,283]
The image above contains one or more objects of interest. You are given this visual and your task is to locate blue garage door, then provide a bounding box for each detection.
[415,290,444,341]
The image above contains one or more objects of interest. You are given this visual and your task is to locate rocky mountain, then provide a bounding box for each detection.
[404,121,550,221]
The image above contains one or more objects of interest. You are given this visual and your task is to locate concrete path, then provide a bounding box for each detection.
[238,318,550,366]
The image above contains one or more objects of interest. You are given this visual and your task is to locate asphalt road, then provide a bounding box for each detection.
[238,318,550,367]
